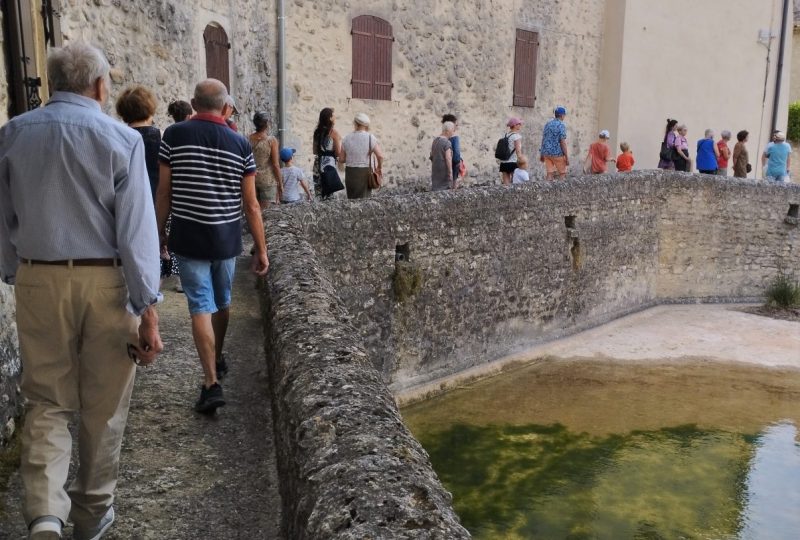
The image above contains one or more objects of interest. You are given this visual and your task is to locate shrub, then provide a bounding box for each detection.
[788,101,800,142]
[765,273,800,308]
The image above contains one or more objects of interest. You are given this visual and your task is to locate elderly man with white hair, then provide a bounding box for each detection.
[0,43,164,539]
[762,131,792,182]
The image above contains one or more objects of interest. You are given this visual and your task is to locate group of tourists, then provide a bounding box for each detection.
[657,118,793,181]
[428,105,638,189]
[0,43,270,540]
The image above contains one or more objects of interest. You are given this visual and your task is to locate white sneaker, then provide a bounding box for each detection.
[73,506,114,540]
[28,515,62,539]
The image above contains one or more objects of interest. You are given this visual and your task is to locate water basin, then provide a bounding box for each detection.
[402,359,800,539]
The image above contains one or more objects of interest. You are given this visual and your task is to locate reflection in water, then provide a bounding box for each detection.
[402,360,800,540]
[740,422,800,540]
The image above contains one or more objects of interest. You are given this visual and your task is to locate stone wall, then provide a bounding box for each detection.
[261,216,469,539]
[58,0,278,130]
[282,0,605,187]
[0,284,20,448]
[658,177,800,300]
[273,173,800,392]
[0,8,8,125]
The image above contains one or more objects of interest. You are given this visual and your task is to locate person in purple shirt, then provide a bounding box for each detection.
[0,43,163,540]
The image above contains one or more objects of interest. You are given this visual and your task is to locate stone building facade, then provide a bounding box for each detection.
[2,0,792,180]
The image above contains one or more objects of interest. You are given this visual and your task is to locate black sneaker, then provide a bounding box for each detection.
[216,354,229,380]
[195,383,225,414]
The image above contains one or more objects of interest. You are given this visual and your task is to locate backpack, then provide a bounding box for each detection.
[494,133,515,160]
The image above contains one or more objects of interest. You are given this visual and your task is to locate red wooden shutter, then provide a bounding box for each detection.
[513,29,538,108]
[351,15,393,101]
[373,18,393,101]
[204,24,231,91]
[351,16,374,99]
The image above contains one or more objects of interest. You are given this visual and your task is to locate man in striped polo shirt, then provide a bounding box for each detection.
[156,79,268,414]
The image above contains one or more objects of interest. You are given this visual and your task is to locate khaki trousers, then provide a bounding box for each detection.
[15,263,138,528]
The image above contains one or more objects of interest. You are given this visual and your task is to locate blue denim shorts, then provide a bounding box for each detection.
[175,256,236,315]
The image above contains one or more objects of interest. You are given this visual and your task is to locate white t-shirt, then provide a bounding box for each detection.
[512,168,530,183]
[501,132,523,163]
[342,131,377,168]
[281,165,306,202]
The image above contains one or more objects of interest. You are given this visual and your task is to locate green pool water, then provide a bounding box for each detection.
[401,359,800,540]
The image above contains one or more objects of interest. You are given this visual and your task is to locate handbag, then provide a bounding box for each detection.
[368,136,382,190]
[320,165,344,198]
[457,159,467,178]
[659,141,672,162]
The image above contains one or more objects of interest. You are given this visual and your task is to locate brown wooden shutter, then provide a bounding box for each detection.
[373,18,393,101]
[351,15,393,101]
[204,24,231,91]
[513,29,538,108]
[351,16,374,99]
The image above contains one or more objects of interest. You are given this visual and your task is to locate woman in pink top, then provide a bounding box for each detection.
[672,124,691,172]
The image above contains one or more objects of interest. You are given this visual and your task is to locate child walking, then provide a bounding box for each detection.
[279,147,312,204]
[616,142,635,172]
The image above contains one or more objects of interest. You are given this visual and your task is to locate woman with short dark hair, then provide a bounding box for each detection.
[167,100,193,123]
[732,130,750,178]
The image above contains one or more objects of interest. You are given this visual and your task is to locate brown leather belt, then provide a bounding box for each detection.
[21,258,122,267]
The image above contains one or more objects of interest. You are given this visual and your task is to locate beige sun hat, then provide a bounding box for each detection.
[354,112,370,127]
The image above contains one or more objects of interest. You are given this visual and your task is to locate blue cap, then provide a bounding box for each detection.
[279,147,296,162]
[554,106,567,116]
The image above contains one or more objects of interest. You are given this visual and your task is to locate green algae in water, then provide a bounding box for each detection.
[403,360,800,539]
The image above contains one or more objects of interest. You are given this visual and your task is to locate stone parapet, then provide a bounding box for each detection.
[0,283,20,448]
[260,215,470,539]
[278,173,800,393]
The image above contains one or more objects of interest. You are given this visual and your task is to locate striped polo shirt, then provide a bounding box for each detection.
[159,114,256,260]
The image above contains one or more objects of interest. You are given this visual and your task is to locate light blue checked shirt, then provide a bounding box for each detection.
[0,91,161,315]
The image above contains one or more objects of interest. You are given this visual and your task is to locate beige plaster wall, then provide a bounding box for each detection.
[281,0,606,187]
[58,0,277,131]
[601,0,791,178]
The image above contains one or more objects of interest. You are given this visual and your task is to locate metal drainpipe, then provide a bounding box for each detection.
[771,0,790,135]
[277,0,286,146]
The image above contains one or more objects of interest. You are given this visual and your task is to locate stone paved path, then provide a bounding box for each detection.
[0,257,282,539]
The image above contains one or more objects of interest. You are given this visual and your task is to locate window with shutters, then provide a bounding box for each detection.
[204,23,230,91]
[351,15,393,101]
[513,29,539,108]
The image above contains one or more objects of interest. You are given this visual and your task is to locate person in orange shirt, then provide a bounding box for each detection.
[616,142,635,172]
[584,130,614,174]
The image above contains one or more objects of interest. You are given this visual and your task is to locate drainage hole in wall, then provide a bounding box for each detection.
[565,215,577,228]
[395,242,410,262]
[789,204,799,219]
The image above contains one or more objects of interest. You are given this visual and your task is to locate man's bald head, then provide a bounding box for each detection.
[192,79,227,114]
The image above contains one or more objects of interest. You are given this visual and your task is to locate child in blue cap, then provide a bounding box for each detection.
[279,147,312,203]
